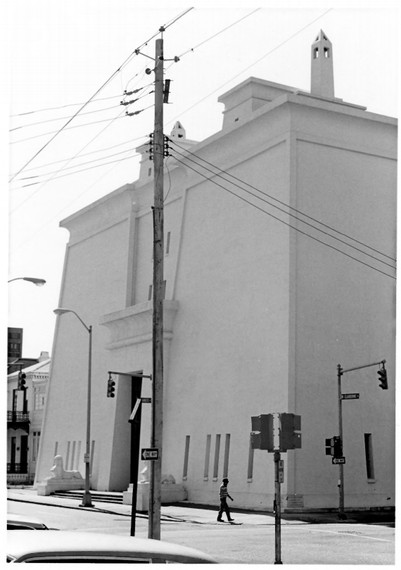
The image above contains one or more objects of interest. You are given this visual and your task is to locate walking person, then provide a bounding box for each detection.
[217,477,234,522]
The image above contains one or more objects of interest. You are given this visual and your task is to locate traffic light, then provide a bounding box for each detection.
[325,438,333,455]
[107,375,115,398]
[333,436,343,459]
[18,371,26,390]
[325,436,342,458]
[377,366,388,390]
[251,414,274,451]
[280,413,301,451]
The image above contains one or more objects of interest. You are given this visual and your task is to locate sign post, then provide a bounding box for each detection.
[251,412,301,565]
[274,450,283,565]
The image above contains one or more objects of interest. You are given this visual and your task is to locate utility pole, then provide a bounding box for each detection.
[149,33,164,541]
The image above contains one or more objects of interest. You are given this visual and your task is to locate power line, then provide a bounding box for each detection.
[169,139,396,264]
[9,94,123,117]
[162,7,195,31]
[11,135,148,176]
[165,7,333,130]
[10,84,154,133]
[169,152,396,281]
[10,108,127,213]
[17,147,142,184]
[10,113,128,144]
[16,151,141,187]
[177,8,261,58]
[9,8,192,183]
[11,100,153,145]
[13,159,128,253]
[10,9,258,120]
[10,104,120,132]
[169,144,395,271]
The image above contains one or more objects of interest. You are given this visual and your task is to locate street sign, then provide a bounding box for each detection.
[129,399,142,423]
[141,448,159,460]
[141,397,152,403]
[332,457,346,464]
[341,393,360,400]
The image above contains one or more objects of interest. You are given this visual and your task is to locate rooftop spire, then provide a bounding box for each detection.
[311,30,334,98]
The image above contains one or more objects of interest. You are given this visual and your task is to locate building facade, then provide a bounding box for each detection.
[7,352,50,485]
[35,32,396,511]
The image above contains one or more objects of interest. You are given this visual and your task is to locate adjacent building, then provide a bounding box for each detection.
[35,31,396,511]
[7,352,50,485]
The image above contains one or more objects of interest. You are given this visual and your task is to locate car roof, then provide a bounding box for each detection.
[7,513,49,529]
[7,530,216,563]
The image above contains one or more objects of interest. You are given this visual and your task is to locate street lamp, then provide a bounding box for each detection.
[8,277,46,286]
[54,307,94,508]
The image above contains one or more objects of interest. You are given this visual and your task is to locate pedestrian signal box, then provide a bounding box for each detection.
[280,413,302,451]
[251,414,274,451]
[251,413,302,452]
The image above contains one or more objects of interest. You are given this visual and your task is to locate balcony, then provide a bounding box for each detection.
[7,411,30,432]
[7,462,28,474]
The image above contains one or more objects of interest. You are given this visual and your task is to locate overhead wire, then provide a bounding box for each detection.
[164,7,333,129]
[167,149,396,280]
[9,8,193,183]
[9,75,155,191]
[11,92,154,145]
[10,113,128,145]
[10,107,127,213]
[177,8,261,58]
[17,147,143,183]
[10,8,268,185]
[169,139,395,264]
[16,151,142,187]
[9,94,123,117]
[12,135,148,175]
[13,158,131,253]
[10,84,153,132]
[162,7,195,31]
[10,104,121,132]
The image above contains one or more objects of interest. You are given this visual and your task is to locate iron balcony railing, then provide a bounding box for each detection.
[7,411,30,423]
[7,463,28,474]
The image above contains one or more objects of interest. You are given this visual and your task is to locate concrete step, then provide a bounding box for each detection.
[52,490,124,504]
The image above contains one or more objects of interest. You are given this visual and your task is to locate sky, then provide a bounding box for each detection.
[2,0,399,359]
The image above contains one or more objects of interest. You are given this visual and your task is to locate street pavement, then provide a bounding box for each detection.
[7,487,395,564]
[7,486,394,526]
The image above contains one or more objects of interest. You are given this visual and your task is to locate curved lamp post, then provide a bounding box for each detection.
[8,277,46,286]
[54,307,93,508]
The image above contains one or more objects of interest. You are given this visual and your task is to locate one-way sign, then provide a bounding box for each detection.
[141,448,159,460]
[332,457,346,464]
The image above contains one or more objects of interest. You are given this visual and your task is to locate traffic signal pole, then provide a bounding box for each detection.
[336,359,386,520]
[149,34,165,541]
[336,365,345,519]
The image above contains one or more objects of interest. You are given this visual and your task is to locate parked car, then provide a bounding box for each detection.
[7,513,49,530]
[6,530,217,563]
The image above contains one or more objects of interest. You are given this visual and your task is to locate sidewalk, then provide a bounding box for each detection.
[7,487,394,527]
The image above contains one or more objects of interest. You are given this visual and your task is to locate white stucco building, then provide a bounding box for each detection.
[35,31,396,511]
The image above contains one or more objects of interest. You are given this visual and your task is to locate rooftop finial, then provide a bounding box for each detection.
[311,30,334,98]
